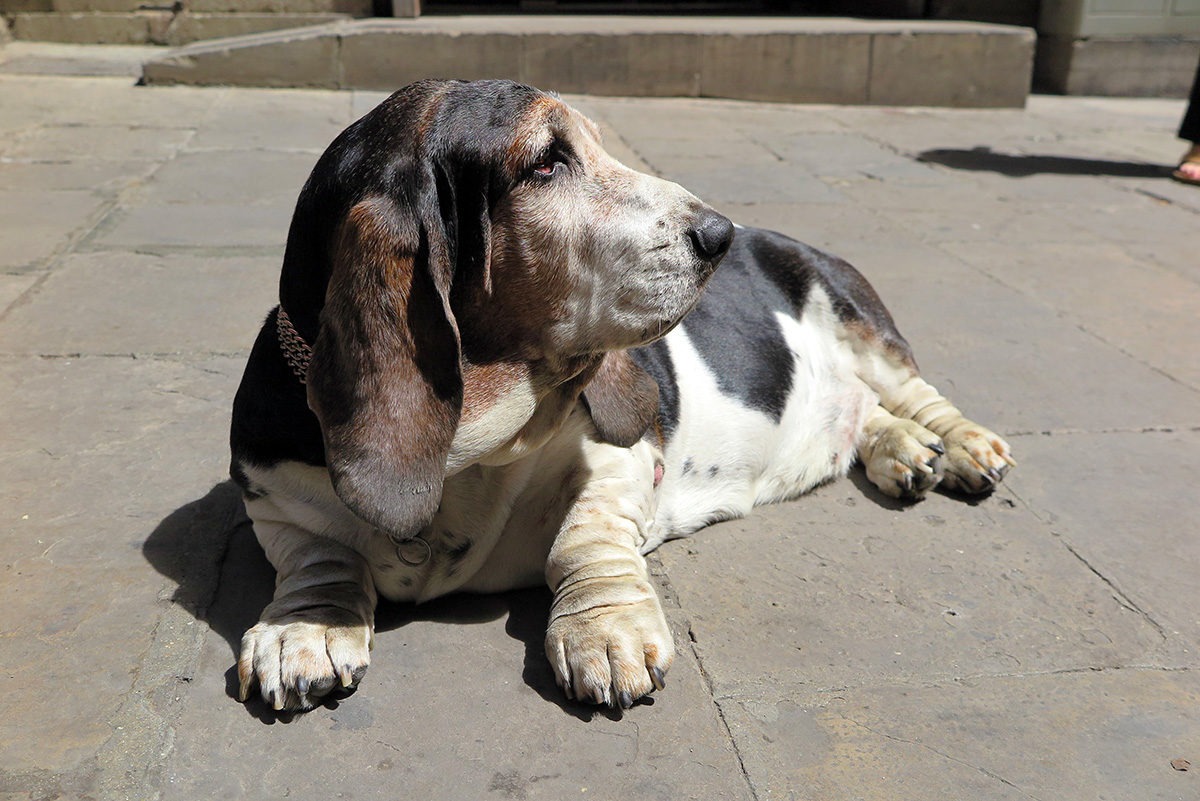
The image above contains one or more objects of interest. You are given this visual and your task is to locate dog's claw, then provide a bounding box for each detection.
[650,666,666,691]
[618,690,633,709]
[928,442,945,455]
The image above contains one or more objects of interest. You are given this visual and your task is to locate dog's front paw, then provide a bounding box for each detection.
[545,586,674,709]
[238,610,372,712]
[862,417,945,500]
[940,422,1016,494]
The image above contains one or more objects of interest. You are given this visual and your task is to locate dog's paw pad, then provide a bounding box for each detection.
[238,614,371,712]
[863,418,945,500]
[940,424,1016,495]
[545,592,674,709]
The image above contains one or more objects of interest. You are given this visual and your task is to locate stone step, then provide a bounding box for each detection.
[9,10,360,45]
[141,15,1036,107]
[0,0,369,10]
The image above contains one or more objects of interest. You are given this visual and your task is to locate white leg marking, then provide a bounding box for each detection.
[238,490,377,711]
[544,412,673,708]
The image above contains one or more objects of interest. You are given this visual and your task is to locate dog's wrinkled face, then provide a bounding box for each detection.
[460,96,732,366]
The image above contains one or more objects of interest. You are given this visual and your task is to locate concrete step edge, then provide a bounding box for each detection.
[10,11,356,45]
[142,16,1036,107]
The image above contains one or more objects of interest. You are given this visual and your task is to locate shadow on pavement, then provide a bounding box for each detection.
[144,463,973,724]
[917,146,1169,178]
[848,464,993,508]
[144,482,608,722]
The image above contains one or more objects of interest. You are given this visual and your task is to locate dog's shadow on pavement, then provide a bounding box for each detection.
[846,465,992,509]
[143,481,605,723]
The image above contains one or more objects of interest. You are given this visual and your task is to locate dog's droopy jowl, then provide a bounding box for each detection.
[230,79,1014,712]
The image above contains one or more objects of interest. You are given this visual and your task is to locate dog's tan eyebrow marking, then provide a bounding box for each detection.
[506,94,569,175]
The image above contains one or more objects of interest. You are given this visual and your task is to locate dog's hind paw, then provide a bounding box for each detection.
[862,417,946,500]
[939,422,1016,495]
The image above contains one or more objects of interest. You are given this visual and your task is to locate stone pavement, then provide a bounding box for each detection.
[2,44,1199,801]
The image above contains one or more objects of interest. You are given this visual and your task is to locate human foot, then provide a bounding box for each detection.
[1172,142,1200,185]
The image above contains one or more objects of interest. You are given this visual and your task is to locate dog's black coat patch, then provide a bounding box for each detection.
[662,229,799,423]
[230,307,328,487]
[745,227,913,366]
[629,226,915,441]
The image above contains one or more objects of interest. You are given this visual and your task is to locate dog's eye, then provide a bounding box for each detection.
[531,160,564,178]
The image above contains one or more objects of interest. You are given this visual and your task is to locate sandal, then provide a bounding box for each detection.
[1171,144,1200,186]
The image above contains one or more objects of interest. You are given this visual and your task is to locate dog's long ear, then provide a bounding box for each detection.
[307,194,463,537]
[581,351,660,448]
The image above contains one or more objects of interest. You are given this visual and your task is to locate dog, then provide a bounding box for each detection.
[229,79,1015,713]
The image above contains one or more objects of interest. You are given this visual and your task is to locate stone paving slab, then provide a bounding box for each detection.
[662,161,850,206]
[0,252,278,355]
[1006,430,1200,647]
[160,551,753,801]
[661,481,1180,700]
[129,150,318,206]
[0,355,242,786]
[940,240,1200,391]
[5,124,194,162]
[0,275,38,314]
[722,668,1200,801]
[88,202,293,251]
[0,77,205,137]
[183,87,352,152]
[1,63,1198,801]
[0,155,159,195]
[0,189,109,271]
[585,96,853,138]
[0,76,221,132]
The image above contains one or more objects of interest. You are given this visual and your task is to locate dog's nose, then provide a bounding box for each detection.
[688,210,734,263]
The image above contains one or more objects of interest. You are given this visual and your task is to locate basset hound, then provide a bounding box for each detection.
[230,79,1015,713]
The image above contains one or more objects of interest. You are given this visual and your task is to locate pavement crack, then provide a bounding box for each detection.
[649,558,760,800]
[1058,540,1169,640]
[931,243,1200,395]
[681,627,760,800]
[1004,426,1200,437]
[838,715,1046,801]
[0,350,249,361]
[955,664,1194,682]
[1005,473,1173,645]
